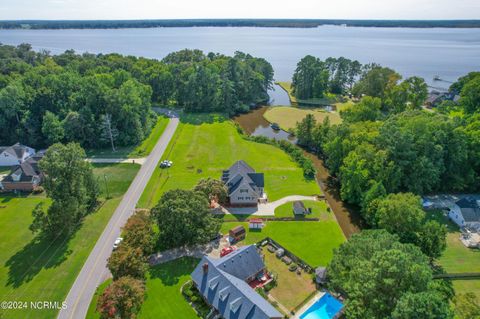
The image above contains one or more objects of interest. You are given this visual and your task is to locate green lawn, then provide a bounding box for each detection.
[138,116,320,208]
[452,279,480,300]
[87,116,168,158]
[93,163,141,198]
[261,246,316,311]
[0,163,139,319]
[264,106,342,131]
[274,200,332,220]
[86,258,200,319]
[426,211,480,274]
[221,219,344,267]
[439,232,480,274]
[86,279,112,319]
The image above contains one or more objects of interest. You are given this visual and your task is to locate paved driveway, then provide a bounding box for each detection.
[218,195,318,216]
[87,158,146,165]
[58,117,179,319]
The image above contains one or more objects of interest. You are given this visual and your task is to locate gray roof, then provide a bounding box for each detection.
[191,245,282,319]
[0,143,33,160]
[315,267,327,284]
[211,245,265,281]
[293,201,307,214]
[456,198,480,223]
[2,161,40,183]
[222,161,264,196]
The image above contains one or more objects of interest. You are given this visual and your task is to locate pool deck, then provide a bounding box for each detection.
[293,291,325,319]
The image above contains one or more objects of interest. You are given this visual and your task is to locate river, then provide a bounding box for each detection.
[1,26,479,90]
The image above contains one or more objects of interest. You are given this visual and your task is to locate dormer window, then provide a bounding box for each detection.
[230,297,243,313]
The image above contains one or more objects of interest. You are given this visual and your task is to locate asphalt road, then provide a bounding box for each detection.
[58,117,179,319]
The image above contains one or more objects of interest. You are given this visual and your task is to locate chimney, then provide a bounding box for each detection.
[202,262,209,273]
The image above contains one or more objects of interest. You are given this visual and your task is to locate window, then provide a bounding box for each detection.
[240,189,248,193]
[238,197,244,200]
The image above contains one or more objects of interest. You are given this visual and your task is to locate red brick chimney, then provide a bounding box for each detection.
[202,262,209,273]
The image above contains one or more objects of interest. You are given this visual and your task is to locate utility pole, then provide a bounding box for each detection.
[103,174,110,199]
[104,113,116,152]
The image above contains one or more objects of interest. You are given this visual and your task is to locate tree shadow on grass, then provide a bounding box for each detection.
[179,112,227,125]
[5,233,72,288]
[149,257,199,287]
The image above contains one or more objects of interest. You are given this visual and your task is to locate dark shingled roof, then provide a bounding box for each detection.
[456,198,480,223]
[222,160,264,196]
[191,245,282,319]
[2,161,40,183]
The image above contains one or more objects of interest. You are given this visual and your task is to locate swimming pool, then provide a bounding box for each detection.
[299,293,344,319]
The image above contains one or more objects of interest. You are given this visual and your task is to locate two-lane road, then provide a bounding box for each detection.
[58,117,179,319]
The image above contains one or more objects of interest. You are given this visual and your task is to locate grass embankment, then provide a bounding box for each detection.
[0,163,139,319]
[264,106,342,131]
[138,115,319,208]
[87,258,200,319]
[87,116,169,158]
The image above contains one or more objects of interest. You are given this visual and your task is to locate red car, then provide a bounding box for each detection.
[220,246,237,257]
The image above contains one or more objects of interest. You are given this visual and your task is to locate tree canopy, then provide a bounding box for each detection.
[0,44,273,149]
[327,230,452,319]
[292,55,362,99]
[97,276,145,319]
[30,142,98,238]
[151,189,221,249]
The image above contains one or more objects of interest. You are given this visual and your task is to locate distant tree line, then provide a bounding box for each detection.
[0,44,273,149]
[1,19,480,30]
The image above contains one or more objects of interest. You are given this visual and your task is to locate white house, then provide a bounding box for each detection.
[221,160,265,206]
[448,197,480,229]
[0,143,36,167]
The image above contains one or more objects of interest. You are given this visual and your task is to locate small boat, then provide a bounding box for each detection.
[270,123,280,130]
[433,75,441,81]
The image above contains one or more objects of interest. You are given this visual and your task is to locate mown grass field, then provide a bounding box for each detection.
[274,200,332,220]
[86,258,200,319]
[138,115,320,208]
[0,163,139,319]
[264,106,342,131]
[220,218,344,267]
[261,246,316,311]
[87,116,168,158]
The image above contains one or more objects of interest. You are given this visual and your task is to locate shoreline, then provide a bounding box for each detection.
[2,19,480,30]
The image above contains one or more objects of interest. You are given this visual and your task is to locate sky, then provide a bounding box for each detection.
[0,0,479,20]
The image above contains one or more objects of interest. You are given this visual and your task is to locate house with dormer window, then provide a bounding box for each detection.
[191,245,282,319]
[221,160,266,206]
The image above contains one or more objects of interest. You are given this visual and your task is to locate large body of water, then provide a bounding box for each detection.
[1,26,479,92]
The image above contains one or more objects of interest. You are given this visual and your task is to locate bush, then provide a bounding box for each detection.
[264,278,277,292]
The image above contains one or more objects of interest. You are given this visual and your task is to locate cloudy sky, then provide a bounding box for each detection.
[0,0,479,20]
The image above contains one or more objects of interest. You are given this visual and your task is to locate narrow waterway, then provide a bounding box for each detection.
[234,103,364,238]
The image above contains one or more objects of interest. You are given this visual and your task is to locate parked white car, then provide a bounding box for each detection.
[160,160,173,168]
[113,237,123,250]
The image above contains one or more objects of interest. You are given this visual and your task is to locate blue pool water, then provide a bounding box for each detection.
[299,293,344,319]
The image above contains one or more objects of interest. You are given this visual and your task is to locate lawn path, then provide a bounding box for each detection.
[218,195,318,216]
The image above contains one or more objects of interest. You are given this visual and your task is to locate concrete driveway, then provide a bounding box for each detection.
[217,195,318,216]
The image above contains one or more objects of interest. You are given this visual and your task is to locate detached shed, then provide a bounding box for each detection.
[229,225,246,242]
[293,201,310,215]
[315,267,327,285]
[249,218,265,229]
